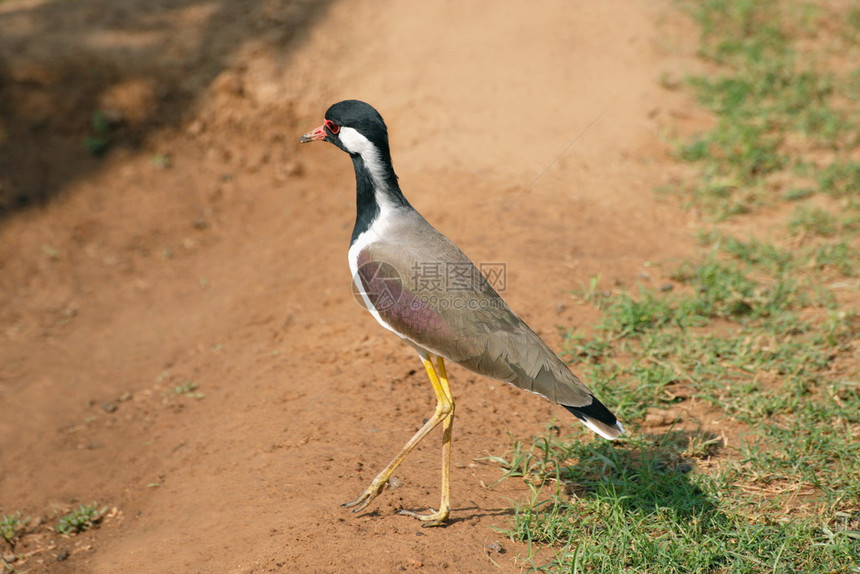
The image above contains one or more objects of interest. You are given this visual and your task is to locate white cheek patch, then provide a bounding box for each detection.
[337,126,372,155]
[338,127,389,191]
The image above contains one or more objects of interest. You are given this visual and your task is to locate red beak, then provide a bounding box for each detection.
[299,124,328,143]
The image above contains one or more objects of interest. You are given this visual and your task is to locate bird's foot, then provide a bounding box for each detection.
[397,507,450,527]
[343,478,387,513]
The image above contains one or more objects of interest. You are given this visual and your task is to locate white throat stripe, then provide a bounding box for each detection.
[338,127,389,190]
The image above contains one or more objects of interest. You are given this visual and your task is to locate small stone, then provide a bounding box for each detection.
[283,159,304,176]
[205,148,222,163]
[487,541,505,554]
[645,409,682,426]
[101,109,124,125]
[645,412,668,426]
[659,283,674,292]
[207,186,223,202]
[57,550,70,562]
[102,402,117,413]
[212,71,243,96]
[186,120,204,136]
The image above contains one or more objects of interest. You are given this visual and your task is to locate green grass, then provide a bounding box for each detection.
[83,110,112,156]
[162,380,204,400]
[493,431,858,573]
[669,0,860,220]
[499,253,859,571]
[788,206,839,237]
[0,513,27,548]
[818,161,860,199]
[55,503,107,535]
[491,1,860,571]
[494,272,859,571]
[811,242,856,276]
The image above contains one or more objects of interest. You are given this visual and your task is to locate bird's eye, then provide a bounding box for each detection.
[324,119,340,135]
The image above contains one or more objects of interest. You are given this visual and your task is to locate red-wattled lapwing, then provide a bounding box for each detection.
[300,100,623,526]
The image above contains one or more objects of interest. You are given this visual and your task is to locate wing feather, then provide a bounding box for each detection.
[355,211,599,410]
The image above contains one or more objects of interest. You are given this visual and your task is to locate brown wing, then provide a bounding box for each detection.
[354,213,595,409]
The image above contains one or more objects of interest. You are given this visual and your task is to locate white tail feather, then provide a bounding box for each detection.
[580,417,625,440]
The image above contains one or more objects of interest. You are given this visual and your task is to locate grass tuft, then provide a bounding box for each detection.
[0,513,28,548]
[55,504,107,535]
[494,429,859,573]
[788,205,839,237]
[670,0,860,219]
[493,1,860,571]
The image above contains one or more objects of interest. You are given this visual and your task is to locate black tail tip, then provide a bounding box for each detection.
[563,397,624,440]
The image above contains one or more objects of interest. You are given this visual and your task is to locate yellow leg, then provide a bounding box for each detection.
[343,355,454,527]
[398,356,453,526]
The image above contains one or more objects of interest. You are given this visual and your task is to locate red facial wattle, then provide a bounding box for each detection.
[324,119,340,135]
[299,119,340,143]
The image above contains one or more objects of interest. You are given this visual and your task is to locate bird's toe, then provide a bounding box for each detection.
[343,479,387,512]
[397,507,449,527]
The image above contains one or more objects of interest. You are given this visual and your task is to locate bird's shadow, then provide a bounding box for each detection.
[485,427,726,526]
[358,429,726,529]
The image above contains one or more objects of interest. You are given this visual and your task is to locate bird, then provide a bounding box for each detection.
[299,100,623,526]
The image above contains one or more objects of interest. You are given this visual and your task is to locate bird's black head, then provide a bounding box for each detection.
[300,100,405,218]
[299,100,391,160]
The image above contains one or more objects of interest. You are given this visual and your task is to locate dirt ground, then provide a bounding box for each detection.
[0,1,713,572]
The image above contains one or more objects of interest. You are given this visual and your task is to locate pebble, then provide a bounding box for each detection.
[644,409,681,426]
[283,159,304,177]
